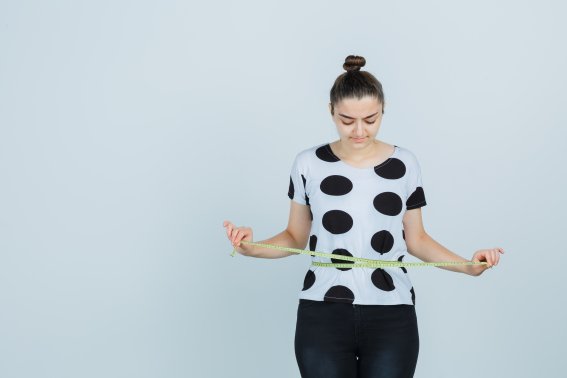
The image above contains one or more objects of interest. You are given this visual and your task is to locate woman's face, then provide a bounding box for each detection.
[329,96,384,148]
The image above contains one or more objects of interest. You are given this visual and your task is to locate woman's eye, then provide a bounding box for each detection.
[343,120,376,125]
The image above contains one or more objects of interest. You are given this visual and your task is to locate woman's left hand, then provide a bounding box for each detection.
[468,247,505,276]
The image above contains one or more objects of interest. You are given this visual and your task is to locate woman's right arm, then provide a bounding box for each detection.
[224,200,312,258]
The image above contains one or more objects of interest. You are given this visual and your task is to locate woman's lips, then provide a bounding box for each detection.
[352,137,367,143]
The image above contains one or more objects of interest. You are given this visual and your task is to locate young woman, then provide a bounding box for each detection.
[223,55,504,378]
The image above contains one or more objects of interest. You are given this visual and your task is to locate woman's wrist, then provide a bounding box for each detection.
[465,263,483,276]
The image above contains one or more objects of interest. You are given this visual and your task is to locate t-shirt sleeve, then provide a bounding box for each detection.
[405,153,427,210]
[287,154,309,206]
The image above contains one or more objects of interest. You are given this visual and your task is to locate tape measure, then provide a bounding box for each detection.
[231,240,488,268]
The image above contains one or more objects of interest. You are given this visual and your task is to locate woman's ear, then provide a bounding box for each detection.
[328,102,334,116]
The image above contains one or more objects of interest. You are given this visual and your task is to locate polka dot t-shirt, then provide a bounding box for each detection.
[287,142,427,305]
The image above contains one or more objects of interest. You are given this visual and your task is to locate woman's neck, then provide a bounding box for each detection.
[333,138,380,160]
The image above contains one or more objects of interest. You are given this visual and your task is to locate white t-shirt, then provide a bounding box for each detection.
[287,141,427,305]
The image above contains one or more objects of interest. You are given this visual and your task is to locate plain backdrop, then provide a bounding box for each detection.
[1,1,566,377]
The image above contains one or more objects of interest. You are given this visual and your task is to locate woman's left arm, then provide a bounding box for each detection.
[402,208,505,276]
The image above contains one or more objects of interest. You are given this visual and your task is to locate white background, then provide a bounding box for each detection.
[1,1,565,377]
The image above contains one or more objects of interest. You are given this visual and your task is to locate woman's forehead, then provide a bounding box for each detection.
[335,96,382,116]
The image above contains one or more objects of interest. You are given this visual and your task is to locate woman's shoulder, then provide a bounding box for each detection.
[393,145,425,176]
[294,142,330,160]
[394,144,421,162]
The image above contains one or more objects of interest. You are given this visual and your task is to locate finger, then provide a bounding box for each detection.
[495,251,501,266]
[232,229,241,244]
[472,252,482,263]
[238,228,251,244]
[234,229,244,244]
[489,250,496,266]
[493,250,500,265]
[491,251,498,266]
[491,249,500,265]
[235,233,245,246]
[484,252,493,267]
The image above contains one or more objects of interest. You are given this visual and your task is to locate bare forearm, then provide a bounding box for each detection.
[409,234,473,274]
[244,230,304,259]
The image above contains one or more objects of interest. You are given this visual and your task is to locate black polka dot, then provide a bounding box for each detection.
[406,187,426,210]
[410,287,416,305]
[320,175,353,196]
[301,174,310,205]
[370,230,394,255]
[402,229,405,240]
[331,248,354,271]
[322,210,353,234]
[371,268,395,291]
[316,144,340,162]
[373,192,403,216]
[287,176,294,199]
[309,235,317,251]
[374,158,406,179]
[302,270,316,291]
[398,255,407,273]
[324,285,355,304]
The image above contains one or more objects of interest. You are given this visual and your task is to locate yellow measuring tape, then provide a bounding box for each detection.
[231,240,488,268]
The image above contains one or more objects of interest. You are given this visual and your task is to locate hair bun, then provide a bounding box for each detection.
[343,55,366,72]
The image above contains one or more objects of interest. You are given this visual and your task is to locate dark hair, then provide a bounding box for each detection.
[329,55,385,115]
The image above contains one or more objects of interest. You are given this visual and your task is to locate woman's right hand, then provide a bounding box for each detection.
[468,247,505,276]
[223,220,254,256]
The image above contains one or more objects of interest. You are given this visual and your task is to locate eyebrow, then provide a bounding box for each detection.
[338,111,380,120]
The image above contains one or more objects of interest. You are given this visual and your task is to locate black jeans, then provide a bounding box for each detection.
[294,299,419,378]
